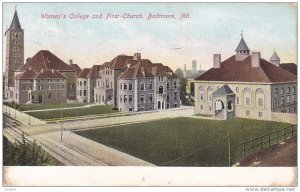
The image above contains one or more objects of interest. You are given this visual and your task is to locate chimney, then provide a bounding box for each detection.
[69,59,73,65]
[134,53,141,60]
[251,52,260,68]
[213,54,221,68]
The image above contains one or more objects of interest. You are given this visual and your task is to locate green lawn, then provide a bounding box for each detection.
[26,105,117,119]
[74,117,292,166]
[4,102,87,111]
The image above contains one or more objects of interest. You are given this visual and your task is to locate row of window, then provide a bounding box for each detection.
[274,87,296,95]
[78,90,87,97]
[245,110,263,118]
[78,80,87,87]
[273,95,296,107]
[120,94,153,104]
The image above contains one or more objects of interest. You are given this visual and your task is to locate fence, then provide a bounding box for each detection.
[239,124,297,158]
[3,105,46,125]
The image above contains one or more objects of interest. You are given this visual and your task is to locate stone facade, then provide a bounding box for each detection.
[4,10,24,99]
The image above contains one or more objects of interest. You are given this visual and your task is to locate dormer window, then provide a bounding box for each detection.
[159,76,164,82]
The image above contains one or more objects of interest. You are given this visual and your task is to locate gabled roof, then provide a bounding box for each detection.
[18,50,75,72]
[109,55,134,69]
[9,10,22,30]
[152,63,168,76]
[35,69,66,79]
[195,55,297,83]
[212,85,234,96]
[87,65,102,78]
[69,64,82,76]
[279,63,297,75]
[119,62,154,79]
[17,69,37,80]
[235,37,250,52]
[78,68,91,78]
[270,51,280,61]
[17,69,65,80]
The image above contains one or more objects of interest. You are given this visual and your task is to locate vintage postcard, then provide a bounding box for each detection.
[1,1,298,189]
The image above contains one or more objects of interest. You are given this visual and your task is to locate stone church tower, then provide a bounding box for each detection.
[4,9,24,99]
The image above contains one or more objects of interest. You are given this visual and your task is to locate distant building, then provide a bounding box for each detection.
[193,35,297,121]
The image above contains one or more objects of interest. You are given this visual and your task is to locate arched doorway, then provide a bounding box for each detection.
[214,99,225,119]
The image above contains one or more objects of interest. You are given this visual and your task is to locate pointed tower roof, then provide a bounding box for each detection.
[270,50,280,62]
[235,36,250,52]
[9,10,22,30]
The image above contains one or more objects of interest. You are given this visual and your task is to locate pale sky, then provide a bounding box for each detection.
[2,3,297,71]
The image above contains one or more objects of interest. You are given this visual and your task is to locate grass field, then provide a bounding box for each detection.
[4,102,87,111]
[26,105,116,119]
[74,117,292,166]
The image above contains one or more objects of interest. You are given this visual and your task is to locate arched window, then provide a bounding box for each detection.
[207,86,214,101]
[293,86,296,93]
[215,100,224,110]
[287,87,291,94]
[256,88,264,107]
[243,87,252,106]
[159,86,164,94]
[199,86,204,101]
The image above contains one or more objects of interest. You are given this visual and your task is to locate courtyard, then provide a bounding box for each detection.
[74,117,293,166]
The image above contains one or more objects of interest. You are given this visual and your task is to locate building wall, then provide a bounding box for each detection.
[16,78,67,104]
[60,71,76,100]
[94,67,114,104]
[117,79,136,112]
[77,78,88,103]
[271,83,297,114]
[167,78,180,108]
[194,81,275,120]
[5,29,24,98]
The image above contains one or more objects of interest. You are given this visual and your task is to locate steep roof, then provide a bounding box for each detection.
[69,64,82,76]
[17,69,37,80]
[212,85,234,96]
[279,63,297,75]
[235,37,250,52]
[17,69,65,80]
[9,10,22,30]
[18,50,75,72]
[35,69,66,79]
[78,68,90,78]
[87,65,102,78]
[270,51,280,61]
[109,55,134,69]
[195,55,296,83]
[119,62,154,79]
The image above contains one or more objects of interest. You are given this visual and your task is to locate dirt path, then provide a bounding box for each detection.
[239,137,297,167]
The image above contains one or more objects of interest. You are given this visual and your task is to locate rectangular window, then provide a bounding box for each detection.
[149,94,153,103]
[129,108,133,112]
[129,95,133,104]
[174,92,178,100]
[140,83,145,91]
[80,90,82,96]
[129,83,133,91]
[200,94,204,101]
[124,95,128,103]
[259,112,263,118]
[291,95,295,103]
[167,83,170,89]
[140,95,144,103]
[287,96,290,103]
[258,98,263,107]
[124,83,128,90]
[120,95,123,103]
[246,97,250,105]
[159,76,164,82]
[84,81,86,86]
[120,83,123,90]
[281,96,284,105]
[149,82,153,90]
[167,93,170,101]
[246,110,250,116]
[174,81,177,88]
[83,90,86,96]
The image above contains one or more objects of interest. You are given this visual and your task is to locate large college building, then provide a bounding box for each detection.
[4,10,180,112]
[193,35,297,121]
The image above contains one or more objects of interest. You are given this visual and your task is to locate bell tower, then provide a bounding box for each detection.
[235,32,250,61]
[4,8,24,99]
